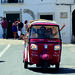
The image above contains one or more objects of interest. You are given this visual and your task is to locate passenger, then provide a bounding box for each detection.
[31,28,37,38]
[52,24,65,38]
[60,24,65,31]
[24,27,30,61]
[24,20,28,34]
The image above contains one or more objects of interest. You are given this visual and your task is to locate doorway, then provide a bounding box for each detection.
[40,15,53,20]
[6,14,20,38]
[72,10,75,36]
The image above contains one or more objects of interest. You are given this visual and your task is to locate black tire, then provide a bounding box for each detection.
[24,61,28,69]
[55,63,59,70]
[23,59,24,63]
[42,61,48,71]
[36,64,40,67]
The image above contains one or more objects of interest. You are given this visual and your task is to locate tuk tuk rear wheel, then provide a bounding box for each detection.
[24,61,28,68]
[55,63,59,70]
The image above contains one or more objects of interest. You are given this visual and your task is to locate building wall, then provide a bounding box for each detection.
[56,0,75,43]
[0,0,3,38]
[56,0,74,4]
[0,0,74,43]
[0,0,56,21]
[0,0,56,38]
[56,5,71,43]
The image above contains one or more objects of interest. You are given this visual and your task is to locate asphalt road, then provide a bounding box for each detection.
[0,39,75,75]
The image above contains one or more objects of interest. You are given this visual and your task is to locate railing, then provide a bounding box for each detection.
[1,0,24,3]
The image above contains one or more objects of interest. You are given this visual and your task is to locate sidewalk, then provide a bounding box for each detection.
[0,39,75,46]
[62,43,75,47]
[0,39,24,45]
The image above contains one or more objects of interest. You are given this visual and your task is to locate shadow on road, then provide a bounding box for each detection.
[28,67,75,74]
[0,61,6,63]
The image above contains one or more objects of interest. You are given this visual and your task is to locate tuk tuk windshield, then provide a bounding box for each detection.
[30,25,60,39]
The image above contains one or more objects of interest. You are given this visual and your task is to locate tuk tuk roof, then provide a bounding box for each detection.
[28,19,59,28]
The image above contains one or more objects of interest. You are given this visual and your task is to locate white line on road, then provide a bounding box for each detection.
[0,44,10,58]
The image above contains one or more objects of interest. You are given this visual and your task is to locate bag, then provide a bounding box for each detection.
[20,22,23,28]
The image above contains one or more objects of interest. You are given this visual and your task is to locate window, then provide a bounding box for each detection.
[8,0,18,3]
[74,0,75,3]
[30,25,60,39]
[40,15,53,20]
[1,0,24,3]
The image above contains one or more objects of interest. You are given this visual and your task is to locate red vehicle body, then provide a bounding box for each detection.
[23,20,62,70]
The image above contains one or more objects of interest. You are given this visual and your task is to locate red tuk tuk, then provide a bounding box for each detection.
[23,20,62,70]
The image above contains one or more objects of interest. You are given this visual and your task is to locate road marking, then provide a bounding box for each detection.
[0,44,10,58]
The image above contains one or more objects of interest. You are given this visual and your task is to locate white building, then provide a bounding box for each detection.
[56,0,75,43]
[0,0,75,43]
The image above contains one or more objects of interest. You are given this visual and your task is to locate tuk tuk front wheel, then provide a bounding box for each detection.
[36,64,41,67]
[42,61,48,71]
[24,61,28,69]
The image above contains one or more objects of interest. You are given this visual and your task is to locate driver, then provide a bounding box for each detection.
[46,28,53,38]
[39,26,46,38]
[40,26,46,34]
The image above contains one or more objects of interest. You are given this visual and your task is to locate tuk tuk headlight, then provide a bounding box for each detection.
[31,44,38,50]
[54,45,60,50]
